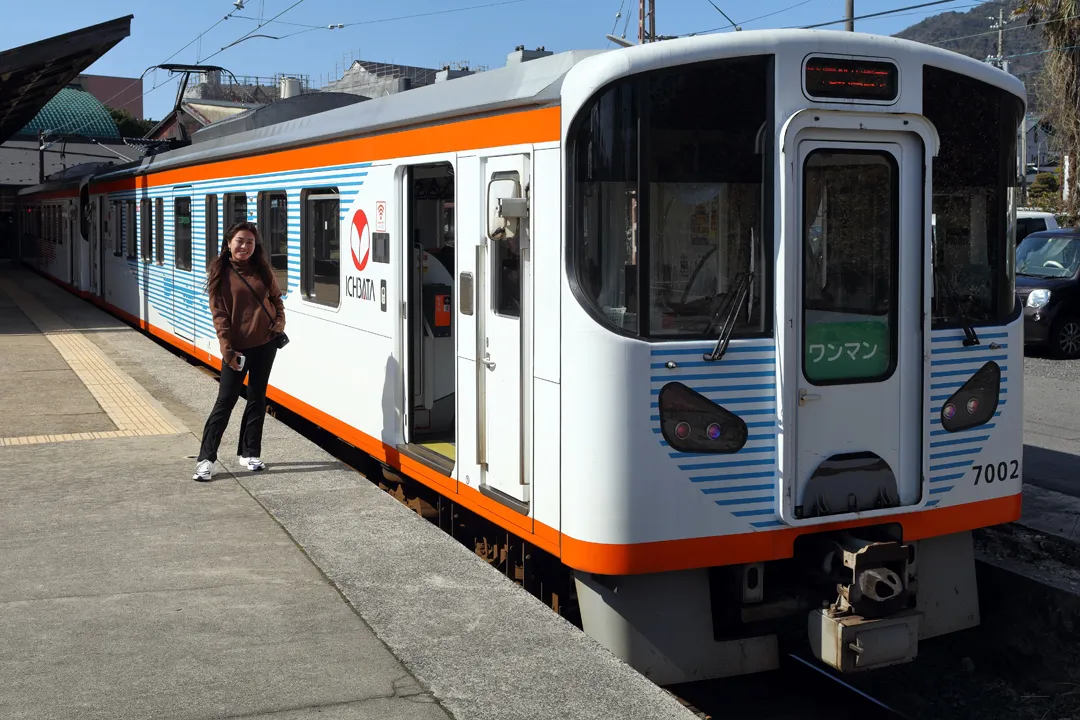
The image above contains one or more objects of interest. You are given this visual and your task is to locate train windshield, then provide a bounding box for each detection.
[571,55,772,339]
[924,66,1023,326]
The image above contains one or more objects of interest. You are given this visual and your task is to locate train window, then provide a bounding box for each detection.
[174,197,192,271]
[259,191,289,292]
[225,193,247,226]
[155,198,164,264]
[572,78,639,333]
[126,201,137,259]
[802,150,898,385]
[205,195,219,270]
[924,65,1023,327]
[112,203,122,256]
[491,172,522,318]
[570,55,773,339]
[301,187,339,308]
[140,198,152,261]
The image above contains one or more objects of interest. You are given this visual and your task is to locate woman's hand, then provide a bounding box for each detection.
[228,354,244,372]
[271,318,285,334]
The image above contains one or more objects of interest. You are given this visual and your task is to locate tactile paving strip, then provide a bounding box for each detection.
[0,277,187,446]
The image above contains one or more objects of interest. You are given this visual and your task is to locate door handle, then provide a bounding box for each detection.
[798,389,821,406]
[482,354,496,370]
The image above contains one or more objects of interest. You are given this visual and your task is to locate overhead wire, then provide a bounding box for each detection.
[200,0,310,62]
[227,0,532,34]
[796,0,976,30]
[54,3,247,139]
[686,0,816,36]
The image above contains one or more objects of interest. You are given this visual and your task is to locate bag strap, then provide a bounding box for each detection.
[229,264,276,326]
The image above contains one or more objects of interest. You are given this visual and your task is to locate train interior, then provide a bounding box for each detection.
[404,162,456,471]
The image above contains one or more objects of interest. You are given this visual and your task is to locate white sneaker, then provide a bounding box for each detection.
[239,456,265,471]
[192,459,213,481]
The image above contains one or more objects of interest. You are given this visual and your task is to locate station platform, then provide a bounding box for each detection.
[0,265,696,720]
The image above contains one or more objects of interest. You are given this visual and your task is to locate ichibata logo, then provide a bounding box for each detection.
[346,208,377,303]
[349,209,371,272]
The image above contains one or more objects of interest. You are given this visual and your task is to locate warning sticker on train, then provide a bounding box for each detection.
[376,201,386,232]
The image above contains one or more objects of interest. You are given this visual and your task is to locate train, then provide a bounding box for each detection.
[17,29,1025,684]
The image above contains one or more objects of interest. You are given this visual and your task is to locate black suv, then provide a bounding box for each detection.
[1017,228,1080,358]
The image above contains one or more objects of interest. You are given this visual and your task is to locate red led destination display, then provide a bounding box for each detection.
[804,57,898,101]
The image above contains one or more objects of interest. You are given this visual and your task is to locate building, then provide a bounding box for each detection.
[145,98,263,142]
[0,14,133,260]
[71,73,144,119]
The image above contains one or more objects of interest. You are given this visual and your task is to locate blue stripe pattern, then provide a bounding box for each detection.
[651,340,779,528]
[925,329,1012,503]
[108,163,370,340]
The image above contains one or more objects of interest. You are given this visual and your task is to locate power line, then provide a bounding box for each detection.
[685,0,815,37]
[228,0,531,34]
[929,12,1080,46]
[201,0,310,63]
[56,5,247,138]
[797,0,969,29]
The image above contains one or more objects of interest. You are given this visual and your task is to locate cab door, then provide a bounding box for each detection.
[784,130,925,523]
[476,153,531,510]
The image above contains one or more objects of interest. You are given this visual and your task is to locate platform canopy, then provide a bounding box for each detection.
[0,15,133,145]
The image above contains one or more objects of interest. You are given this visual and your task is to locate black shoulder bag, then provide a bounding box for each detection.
[229,266,290,349]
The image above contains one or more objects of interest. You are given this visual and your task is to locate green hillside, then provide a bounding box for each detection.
[895,0,1046,105]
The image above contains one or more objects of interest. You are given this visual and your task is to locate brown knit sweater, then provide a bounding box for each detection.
[210,259,286,364]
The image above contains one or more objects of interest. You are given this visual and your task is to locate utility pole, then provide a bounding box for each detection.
[846,0,854,31]
[997,8,1004,60]
[639,0,655,43]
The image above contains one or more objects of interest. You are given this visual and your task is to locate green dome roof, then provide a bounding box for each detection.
[20,87,120,140]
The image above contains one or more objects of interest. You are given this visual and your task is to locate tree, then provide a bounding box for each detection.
[1015,1,1080,212]
[108,106,155,138]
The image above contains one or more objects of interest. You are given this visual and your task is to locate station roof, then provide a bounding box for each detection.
[19,87,121,140]
[0,15,133,145]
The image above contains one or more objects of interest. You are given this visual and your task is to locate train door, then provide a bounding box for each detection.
[67,201,80,288]
[88,197,101,297]
[172,189,194,343]
[786,130,924,522]
[401,162,457,472]
[476,154,531,508]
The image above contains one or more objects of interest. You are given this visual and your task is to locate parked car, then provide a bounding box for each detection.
[1016,209,1060,243]
[1017,228,1080,358]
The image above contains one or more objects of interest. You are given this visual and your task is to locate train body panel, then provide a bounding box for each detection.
[16,29,1027,683]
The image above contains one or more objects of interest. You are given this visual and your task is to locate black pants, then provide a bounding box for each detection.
[197,340,277,463]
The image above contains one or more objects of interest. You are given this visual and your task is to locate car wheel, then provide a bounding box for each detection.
[1052,315,1080,359]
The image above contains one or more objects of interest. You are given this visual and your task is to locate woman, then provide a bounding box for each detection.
[193,221,286,481]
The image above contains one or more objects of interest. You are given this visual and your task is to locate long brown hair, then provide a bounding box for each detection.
[204,221,276,296]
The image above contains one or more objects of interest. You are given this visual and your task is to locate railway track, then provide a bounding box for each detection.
[672,653,908,719]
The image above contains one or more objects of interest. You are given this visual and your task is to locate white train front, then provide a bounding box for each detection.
[18,30,1025,684]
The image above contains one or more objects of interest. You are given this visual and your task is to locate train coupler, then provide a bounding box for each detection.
[802,533,921,672]
[808,607,920,673]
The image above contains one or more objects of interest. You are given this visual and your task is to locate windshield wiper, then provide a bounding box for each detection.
[703,271,755,362]
[935,268,980,347]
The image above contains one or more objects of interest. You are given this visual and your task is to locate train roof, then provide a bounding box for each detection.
[88,49,604,183]
[18,29,1025,197]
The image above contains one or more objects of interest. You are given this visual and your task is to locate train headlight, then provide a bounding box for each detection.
[939,361,1000,433]
[1026,288,1050,309]
[658,382,748,454]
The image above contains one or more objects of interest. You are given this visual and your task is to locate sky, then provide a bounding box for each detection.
[4,0,1001,121]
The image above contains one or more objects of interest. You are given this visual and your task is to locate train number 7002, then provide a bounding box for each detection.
[973,461,1019,485]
